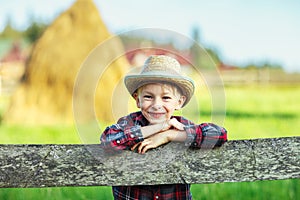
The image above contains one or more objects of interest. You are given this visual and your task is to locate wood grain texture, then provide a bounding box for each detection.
[0,137,299,188]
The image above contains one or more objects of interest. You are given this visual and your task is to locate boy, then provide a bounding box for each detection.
[101,55,227,199]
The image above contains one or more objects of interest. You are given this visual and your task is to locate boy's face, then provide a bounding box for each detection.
[134,83,186,124]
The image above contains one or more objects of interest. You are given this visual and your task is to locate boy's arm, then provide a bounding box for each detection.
[141,122,228,150]
[184,123,227,148]
[145,120,228,149]
[100,123,144,151]
[164,117,228,148]
[133,129,186,154]
[133,118,227,154]
[140,123,168,138]
[100,115,169,151]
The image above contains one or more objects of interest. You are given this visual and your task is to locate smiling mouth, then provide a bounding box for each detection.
[149,112,165,118]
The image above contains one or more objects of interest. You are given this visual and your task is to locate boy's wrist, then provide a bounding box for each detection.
[165,129,187,142]
[165,129,174,141]
[160,120,169,132]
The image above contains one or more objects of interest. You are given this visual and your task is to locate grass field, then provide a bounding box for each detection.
[0,84,299,199]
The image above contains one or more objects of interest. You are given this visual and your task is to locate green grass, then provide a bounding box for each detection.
[0,179,298,200]
[225,85,300,140]
[199,84,300,140]
[0,124,81,144]
[191,179,299,200]
[0,84,299,200]
[0,186,113,200]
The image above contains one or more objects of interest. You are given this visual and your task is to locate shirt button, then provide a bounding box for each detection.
[116,140,120,144]
[130,134,134,138]
[155,196,159,199]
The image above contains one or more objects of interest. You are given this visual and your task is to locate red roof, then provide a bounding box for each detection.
[1,42,26,63]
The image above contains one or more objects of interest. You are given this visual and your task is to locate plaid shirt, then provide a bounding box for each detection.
[112,184,192,200]
[100,111,227,200]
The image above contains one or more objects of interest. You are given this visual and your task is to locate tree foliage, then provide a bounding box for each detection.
[23,22,47,43]
[0,17,23,39]
[0,16,47,44]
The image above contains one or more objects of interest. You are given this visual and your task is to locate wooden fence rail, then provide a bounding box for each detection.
[0,137,299,188]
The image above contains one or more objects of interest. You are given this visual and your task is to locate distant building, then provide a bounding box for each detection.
[1,41,26,63]
[0,41,27,94]
[218,62,238,71]
[124,44,192,67]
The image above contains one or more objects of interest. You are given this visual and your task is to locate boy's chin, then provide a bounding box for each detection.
[148,118,167,125]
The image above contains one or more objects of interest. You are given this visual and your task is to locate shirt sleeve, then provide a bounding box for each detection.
[100,115,144,151]
[184,123,227,149]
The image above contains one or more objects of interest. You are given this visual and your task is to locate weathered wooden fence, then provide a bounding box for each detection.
[0,137,299,188]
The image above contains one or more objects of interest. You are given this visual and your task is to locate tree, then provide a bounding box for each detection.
[24,21,47,43]
[0,16,22,39]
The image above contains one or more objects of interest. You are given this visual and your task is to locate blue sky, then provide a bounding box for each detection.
[1,0,299,72]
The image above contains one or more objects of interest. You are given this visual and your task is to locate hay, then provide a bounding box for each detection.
[3,0,129,124]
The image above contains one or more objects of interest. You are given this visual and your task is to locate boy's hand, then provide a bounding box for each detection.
[161,118,185,131]
[132,118,186,154]
[131,131,170,154]
[168,118,185,131]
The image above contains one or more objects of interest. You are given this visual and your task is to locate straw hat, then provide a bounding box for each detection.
[124,55,195,107]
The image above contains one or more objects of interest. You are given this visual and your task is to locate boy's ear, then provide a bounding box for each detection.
[133,93,141,108]
[176,96,186,110]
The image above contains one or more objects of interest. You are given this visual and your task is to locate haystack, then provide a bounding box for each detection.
[3,0,129,124]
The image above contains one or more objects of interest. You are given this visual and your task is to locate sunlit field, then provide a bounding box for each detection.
[223,84,300,140]
[0,84,299,200]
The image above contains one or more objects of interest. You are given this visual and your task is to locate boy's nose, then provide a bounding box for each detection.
[152,98,163,110]
[152,104,162,110]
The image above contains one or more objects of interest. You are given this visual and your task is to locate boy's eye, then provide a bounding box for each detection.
[143,95,152,99]
[162,96,171,100]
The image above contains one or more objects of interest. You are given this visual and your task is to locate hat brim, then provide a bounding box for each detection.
[124,74,194,107]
